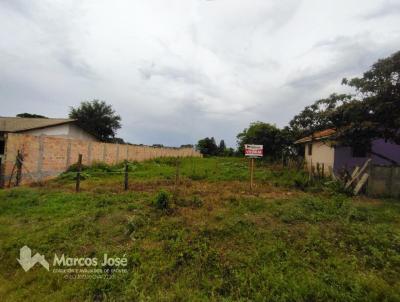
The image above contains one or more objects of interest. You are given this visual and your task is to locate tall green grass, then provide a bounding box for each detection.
[0,157,399,301]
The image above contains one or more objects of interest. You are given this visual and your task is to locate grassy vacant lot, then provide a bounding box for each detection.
[0,157,399,301]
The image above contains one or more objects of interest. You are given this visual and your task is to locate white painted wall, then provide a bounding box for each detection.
[22,123,70,136]
[67,124,97,141]
[20,124,97,141]
[305,141,335,175]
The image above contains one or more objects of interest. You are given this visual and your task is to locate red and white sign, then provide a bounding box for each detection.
[245,144,263,157]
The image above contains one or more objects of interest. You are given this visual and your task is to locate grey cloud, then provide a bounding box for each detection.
[0,1,94,79]
[263,0,303,32]
[362,1,400,19]
[119,92,246,146]
[55,49,95,79]
[288,34,400,91]
[0,0,36,18]
[138,64,221,100]
[138,64,206,85]
[1,0,400,147]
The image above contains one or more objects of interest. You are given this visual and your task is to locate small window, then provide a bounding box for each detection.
[0,140,4,155]
[307,143,312,156]
[352,145,367,157]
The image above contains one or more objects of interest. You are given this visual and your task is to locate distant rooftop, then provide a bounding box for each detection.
[0,117,75,133]
[294,128,336,144]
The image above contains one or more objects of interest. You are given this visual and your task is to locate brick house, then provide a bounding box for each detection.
[0,117,97,163]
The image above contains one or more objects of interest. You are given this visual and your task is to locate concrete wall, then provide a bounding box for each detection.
[20,123,97,141]
[2,133,201,185]
[305,141,334,175]
[367,165,400,198]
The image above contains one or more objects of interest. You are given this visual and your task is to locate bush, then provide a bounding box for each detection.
[293,174,310,191]
[192,196,203,208]
[154,190,170,210]
[66,163,88,172]
[126,214,147,236]
[324,180,353,195]
[154,157,178,166]
[176,196,203,208]
[58,171,90,181]
[90,162,114,172]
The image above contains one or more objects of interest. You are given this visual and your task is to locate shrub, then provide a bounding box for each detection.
[58,171,90,181]
[90,162,114,172]
[293,174,310,191]
[66,163,88,172]
[126,215,147,236]
[154,190,170,210]
[154,157,178,166]
[191,196,203,208]
[324,180,353,196]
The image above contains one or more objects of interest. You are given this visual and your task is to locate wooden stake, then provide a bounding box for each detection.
[75,154,82,192]
[8,162,16,188]
[173,158,181,201]
[124,161,129,191]
[15,150,23,186]
[8,150,22,187]
[345,159,371,189]
[0,157,3,189]
[250,158,255,191]
[175,158,180,187]
[354,173,369,195]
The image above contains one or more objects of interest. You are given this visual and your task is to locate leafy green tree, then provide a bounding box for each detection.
[16,113,47,118]
[289,93,351,139]
[289,51,400,163]
[180,144,194,148]
[69,100,121,142]
[196,137,218,156]
[112,137,125,144]
[224,147,235,157]
[218,139,226,155]
[338,50,400,145]
[237,122,292,160]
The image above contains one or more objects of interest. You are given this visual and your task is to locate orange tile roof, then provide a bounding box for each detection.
[294,128,336,144]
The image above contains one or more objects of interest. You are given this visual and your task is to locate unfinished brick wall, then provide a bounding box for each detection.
[2,133,201,185]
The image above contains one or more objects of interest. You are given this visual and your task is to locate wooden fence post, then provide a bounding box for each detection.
[250,158,255,191]
[124,161,129,191]
[173,158,181,201]
[15,150,23,186]
[75,154,83,192]
[175,158,180,187]
[0,157,3,189]
[191,157,195,176]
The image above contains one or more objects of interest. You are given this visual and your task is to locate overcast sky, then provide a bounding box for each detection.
[1,0,399,146]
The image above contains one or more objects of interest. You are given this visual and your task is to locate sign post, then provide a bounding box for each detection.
[244,144,263,191]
